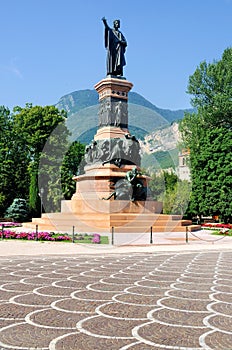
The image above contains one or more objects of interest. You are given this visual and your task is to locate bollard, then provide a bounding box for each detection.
[1,224,4,240]
[186,227,189,244]
[111,227,114,245]
[150,226,153,244]
[72,226,75,243]
[35,224,38,241]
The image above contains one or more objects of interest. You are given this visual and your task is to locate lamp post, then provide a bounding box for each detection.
[39,187,44,217]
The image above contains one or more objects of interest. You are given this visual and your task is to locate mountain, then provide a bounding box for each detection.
[56,90,99,115]
[56,89,194,145]
[140,122,181,171]
[127,92,193,124]
[56,89,193,124]
[141,122,181,153]
[65,103,171,142]
[56,89,194,170]
[141,149,179,172]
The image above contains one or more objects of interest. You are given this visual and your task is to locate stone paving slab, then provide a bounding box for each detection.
[0,229,232,258]
[0,251,231,349]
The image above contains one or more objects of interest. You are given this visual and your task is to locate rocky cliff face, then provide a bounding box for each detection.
[140,122,180,155]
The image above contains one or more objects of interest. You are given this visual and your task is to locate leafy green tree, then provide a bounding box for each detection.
[149,171,178,201]
[180,47,232,222]
[0,106,30,215]
[38,122,71,213]
[148,172,166,200]
[61,141,85,199]
[12,104,68,216]
[0,106,12,214]
[38,125,86,213]
[149,170,191,215]
[0,104,86,217]
[12,104,67,155]
[187,48,232,129]
[164,171,178,192]
[28,163,41,216]
[163,180,192,215]
[189,127,232,221]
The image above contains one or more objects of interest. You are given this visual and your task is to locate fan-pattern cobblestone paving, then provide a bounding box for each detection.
[0,251,231,349]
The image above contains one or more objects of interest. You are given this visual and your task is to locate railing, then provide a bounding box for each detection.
[0,223,229,245]
[185,226,228,244]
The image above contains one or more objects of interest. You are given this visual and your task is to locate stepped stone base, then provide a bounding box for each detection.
[23,198,192,234]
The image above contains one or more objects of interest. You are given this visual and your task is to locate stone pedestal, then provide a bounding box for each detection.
[72,77,148,201]
[95,77,133,131]
[63,76,159,230]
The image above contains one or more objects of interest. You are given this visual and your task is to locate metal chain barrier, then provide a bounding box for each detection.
[189,230,228,243]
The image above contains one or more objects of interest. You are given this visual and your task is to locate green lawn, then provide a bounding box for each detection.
[210,229,232,236]
[73,234,109,244]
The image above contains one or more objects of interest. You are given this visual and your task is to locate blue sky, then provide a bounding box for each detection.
[0,0,231,111]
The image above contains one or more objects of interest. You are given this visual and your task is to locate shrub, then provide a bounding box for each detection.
[5,198,29,222]
[92,233,100,244]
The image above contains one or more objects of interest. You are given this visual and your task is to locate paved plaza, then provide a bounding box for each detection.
[0,247,232,349]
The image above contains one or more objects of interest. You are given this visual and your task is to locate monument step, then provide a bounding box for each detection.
[113,226,187,233]
[23,207,194,234]
[110,220,185,227]
[29,218,110,229]
[28,215,190,230]
[186,224,202,232]
[110,217,190,225]
[40,212,184,221]
[23,221,192,234]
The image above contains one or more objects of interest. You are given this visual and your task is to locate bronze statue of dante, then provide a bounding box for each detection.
[102,17,127,76]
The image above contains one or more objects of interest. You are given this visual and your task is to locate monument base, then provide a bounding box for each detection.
[72,163,149,200]
[23,196,191,234]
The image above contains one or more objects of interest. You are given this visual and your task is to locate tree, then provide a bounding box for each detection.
[0,106,13,214]
[149,170,191,215]
[12,104,68,155]
[189,127,232,221]
[163,180,191,215]
[148,172,166,200]
[180,47,232,222]
[0,103,86,218]
[12,104,69,216]
[5,198,29,222]
[61,141,85,199]
[0,106,30,215]
[149,171,178,201]
[187,48,232,129]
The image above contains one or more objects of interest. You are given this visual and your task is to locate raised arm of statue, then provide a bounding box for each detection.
[101,17,109,28]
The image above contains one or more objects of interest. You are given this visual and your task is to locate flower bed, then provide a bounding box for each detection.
[0,222,22,227]
[202,223,232,229]
[202,223,232,236]
[0,230,106,243]
[0,230,72,241]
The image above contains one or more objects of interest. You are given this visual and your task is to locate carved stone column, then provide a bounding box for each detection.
[94,77,133,132]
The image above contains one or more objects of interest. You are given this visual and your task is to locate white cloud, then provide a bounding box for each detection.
[9,65,23,79]
[0,58,23,79]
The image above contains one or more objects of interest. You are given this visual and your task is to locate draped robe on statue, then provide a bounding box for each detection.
[104,27,127,76]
